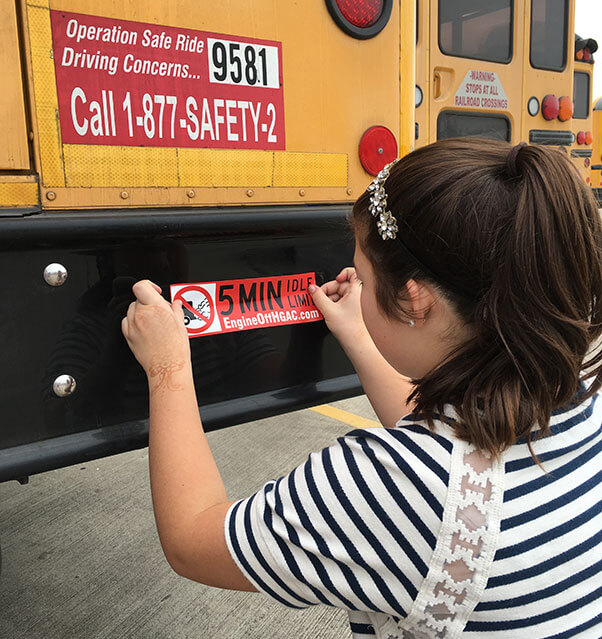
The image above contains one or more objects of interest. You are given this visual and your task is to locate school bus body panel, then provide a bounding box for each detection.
[592,97,602,190]
[519,0,575,145]
[19,0,408,210]
[415,0,429,146]
[427,0,526,145]
[570,60,594,185]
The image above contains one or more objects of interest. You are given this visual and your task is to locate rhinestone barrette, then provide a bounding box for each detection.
[368,160,400,240]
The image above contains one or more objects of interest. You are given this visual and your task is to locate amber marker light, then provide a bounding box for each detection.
[558,96,573,121]
[359,126,397,176]
[585,131,593,145]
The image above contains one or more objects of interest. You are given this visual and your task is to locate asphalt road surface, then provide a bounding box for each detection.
[0,396,380,639]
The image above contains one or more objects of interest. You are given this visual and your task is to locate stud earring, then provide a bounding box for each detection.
[408,320,416,328]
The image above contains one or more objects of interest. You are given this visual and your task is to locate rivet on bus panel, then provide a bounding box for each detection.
[347,188,353,196]
[46,191,56,201]
[120,191,129,199]
[44,263,68,287]
[53,375,76,398]
[187,190,196,198]
[246,189,254,197]
[299,189,306,196]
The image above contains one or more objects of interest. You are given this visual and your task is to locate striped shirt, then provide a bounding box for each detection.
[225,389,602,638]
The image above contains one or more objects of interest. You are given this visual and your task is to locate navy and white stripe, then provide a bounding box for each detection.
[225,390,602,638]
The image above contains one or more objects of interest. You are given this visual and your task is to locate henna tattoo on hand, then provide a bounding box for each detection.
[148,360,186,391]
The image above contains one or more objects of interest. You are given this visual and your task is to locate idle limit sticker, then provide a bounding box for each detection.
[49,11,285,150]
[170,273,322,338]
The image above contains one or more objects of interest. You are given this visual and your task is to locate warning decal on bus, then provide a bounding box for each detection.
[170,273,322,338]
[454,70,509,111]
[49,11,285,150]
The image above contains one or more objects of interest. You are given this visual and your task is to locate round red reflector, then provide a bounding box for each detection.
[585,131,593,145]
[335,0,384,28]
[577,131,586,145]
[359,126,397,176]
[558,96,573,121]
[542,94,559,120]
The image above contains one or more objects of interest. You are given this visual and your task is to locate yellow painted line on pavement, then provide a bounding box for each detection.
[309,404,382,429]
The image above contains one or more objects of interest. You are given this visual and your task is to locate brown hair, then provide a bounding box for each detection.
[353,138,602,457]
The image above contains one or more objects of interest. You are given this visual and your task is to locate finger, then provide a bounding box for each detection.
[150,282,162,294]
[336,267,355,282]
[132,279,165,305]
[127,300,136,326]
[321,279,342,296]
[121,316,129,340]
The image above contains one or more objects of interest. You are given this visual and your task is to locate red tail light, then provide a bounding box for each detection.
[542,95,559,120]
[583,48,592,62]
[326,0,393,39]
[359,126,397,176]
[577,131,586,145]
[585,131,593,145]
[334,0,383,27]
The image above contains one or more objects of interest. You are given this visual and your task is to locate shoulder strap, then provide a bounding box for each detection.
[394,439,505,639]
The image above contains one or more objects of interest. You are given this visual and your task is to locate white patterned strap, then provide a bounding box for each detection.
[372,440,505,639]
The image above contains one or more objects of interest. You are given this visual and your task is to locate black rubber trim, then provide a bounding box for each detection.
[528,130,575,145]
[0,374,362,483]
[591,165,602,171]
[571,149,593,158]
[0,204,352,248]
[325,0,393,39]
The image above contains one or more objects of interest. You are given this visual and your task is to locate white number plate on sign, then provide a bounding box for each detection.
[207,38,280,88]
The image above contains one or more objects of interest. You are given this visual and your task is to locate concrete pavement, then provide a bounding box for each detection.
[0,397,380,639]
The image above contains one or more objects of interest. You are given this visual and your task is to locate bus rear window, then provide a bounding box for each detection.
[573,72,590,119]
[530,0,568,71]
[437,111,511,141]
[438,0,512,64]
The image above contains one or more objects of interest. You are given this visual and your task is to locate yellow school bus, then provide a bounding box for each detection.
[415,0,595,175]
[0,1,419,495]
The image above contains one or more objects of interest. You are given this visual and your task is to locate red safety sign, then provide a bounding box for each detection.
[171,273,323,338]
[50,11,285,150]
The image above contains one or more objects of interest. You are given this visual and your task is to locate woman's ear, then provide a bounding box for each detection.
[404,279,437,322]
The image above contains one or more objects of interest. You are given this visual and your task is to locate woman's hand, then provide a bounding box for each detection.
[121,280,191,379]
[309,267,369,349]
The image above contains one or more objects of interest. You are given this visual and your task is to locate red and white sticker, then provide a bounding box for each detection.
[49,11,285,150]
[454,70,509,111]
[171,273,323,338]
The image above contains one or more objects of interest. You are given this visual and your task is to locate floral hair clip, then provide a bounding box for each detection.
[367,160,400,240]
